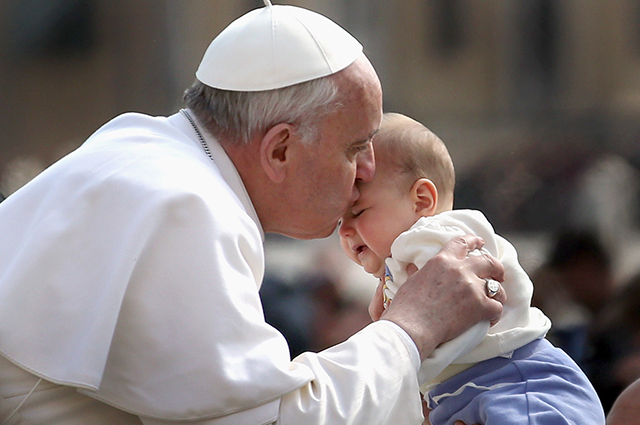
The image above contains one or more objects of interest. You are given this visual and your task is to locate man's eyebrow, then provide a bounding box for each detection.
[354,128,379,145]
[367,128,380,142]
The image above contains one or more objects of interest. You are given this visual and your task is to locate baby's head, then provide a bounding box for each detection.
[338,112,455,277]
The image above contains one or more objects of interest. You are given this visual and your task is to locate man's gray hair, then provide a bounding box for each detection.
[183,76,343,145]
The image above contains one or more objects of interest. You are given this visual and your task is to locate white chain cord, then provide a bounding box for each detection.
[1,378,42,425]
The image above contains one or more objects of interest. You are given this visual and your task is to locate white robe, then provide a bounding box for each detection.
[0,111,423,424]
[384,211,552,393]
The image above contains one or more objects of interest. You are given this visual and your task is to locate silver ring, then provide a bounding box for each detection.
[485,279,500,298]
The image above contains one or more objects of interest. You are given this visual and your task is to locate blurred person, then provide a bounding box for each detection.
[606,377,640,425]
[339,112,605,424]
[260,235,377,357]
[533,228,614,364]
[547,229,614,316]
[259,271,317,358]
[260,266,373,357]
[586,270,640,412]
[0,3,506,425]
[304,272,373,352]
[306,241,377,352]
[531,227,617,412]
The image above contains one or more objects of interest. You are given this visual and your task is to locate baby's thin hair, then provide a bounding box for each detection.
[375,112,455,205]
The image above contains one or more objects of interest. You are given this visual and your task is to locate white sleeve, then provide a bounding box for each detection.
[138,321,423,425]
[277,320,423,425]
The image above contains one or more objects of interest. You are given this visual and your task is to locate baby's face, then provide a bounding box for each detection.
[338,170,420,278]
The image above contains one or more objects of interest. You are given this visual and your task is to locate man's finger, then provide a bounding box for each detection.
[439,235,486,259]
[369,280,385,321]
[466,248,506,284]
[483,278,506,326]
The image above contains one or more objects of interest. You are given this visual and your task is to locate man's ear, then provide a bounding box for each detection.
[260,123,296,183]
[411,178,438,216]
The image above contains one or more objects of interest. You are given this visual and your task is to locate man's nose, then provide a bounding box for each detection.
[355,145,375,183]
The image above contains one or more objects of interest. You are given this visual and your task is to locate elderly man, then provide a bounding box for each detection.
[0,3,504,424]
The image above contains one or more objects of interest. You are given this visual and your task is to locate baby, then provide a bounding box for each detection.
[338,112,605,424]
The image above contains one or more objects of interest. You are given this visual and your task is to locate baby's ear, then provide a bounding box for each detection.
[411,178,438,216]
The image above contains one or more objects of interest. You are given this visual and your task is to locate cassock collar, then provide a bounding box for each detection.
[168,110,264,241]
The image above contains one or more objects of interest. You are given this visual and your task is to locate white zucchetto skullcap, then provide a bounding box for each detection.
[195,2,363,91]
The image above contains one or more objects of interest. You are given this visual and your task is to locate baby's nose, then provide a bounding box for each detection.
[338,218,354,238]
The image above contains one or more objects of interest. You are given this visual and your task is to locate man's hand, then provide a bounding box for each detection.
[369,279,386,321]
[379,235,506,361]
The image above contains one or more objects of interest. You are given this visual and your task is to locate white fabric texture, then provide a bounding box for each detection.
[0,354,143,425]
[384,210,551,392]
[0,111,423,424]
[196,4,363,91]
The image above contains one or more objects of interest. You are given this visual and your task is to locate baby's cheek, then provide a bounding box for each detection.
[339,239,354,260]
[344,249,361,267]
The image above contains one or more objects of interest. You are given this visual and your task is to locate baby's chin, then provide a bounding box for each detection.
[363,261,385,279]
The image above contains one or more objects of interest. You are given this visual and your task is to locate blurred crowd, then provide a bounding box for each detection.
[532,228,640,414]
[260,235,377,358]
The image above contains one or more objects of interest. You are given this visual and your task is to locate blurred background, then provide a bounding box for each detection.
[1,0,640,413]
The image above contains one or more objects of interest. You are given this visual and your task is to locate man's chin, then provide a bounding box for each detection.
[289,222,338,240]
[278,212,344,240]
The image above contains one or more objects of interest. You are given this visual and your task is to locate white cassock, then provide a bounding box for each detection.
[0,111,423,424]
[384,211,552,394]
